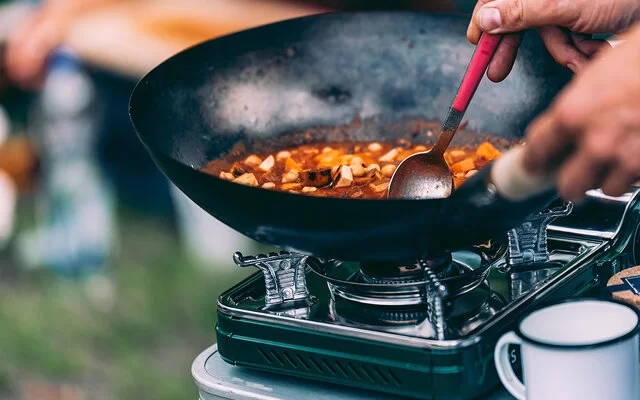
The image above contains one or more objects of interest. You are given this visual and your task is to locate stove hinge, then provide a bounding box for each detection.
[507,202,573,300]
[233,251,314,315]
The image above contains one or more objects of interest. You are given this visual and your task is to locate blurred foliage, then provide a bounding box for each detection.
[0,211,252,399]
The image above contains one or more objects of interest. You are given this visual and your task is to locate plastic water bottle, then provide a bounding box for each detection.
[19,48,115,277]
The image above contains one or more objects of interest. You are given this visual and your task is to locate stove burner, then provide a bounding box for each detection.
[307,249,499,307]
[359,253,453,284]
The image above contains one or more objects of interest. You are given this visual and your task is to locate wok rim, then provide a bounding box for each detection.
[128,10,514,206]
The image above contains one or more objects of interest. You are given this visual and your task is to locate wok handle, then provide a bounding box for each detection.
[491,146,555,201]
[452,34,501,113]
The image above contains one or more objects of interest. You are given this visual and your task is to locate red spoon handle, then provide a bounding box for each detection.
[451,34,502,113]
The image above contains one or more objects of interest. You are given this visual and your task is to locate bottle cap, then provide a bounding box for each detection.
[47,46,81,73]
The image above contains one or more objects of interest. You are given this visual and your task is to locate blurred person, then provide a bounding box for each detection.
[6,0,129,90]
[5,0,462,90]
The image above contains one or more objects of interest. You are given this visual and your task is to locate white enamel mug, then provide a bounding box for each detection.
[494,299,640,400]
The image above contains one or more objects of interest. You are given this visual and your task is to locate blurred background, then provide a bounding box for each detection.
[0,0,474,398]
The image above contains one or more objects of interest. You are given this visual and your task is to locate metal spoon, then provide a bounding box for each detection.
[388,34,502,199]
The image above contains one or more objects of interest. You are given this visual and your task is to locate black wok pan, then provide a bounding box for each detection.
[129,12,571,263]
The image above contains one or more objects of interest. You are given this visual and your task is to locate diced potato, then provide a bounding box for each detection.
[262,182,276,189]
[322,147,334,153]
[369,180,390,193]
[476,142,501,160]
[285,158,301,171]
[350,156,365,177]
[333,165,354,188]
[219,171,235,180]
[245,155,262,167]
[368,142,383,152]
[233,173,259,186]
[300,169,332,187]
[276,151,292,161]
[282,169,299,183]
[302,186,317,193]
[381,165,396,177]
[379,148,398,162]
[450,158,476,174]
[281,183,302,190]
[258,155,275,172]
[465,170,478,178]
[415,145,427,152]
[366,164,381,173]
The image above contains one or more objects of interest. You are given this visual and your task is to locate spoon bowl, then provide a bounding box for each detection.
[388,149,453,199]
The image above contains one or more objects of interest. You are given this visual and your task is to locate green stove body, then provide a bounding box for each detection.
[216,190,640,399]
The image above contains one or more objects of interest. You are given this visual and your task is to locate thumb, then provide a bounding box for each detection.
[474,0,582,34]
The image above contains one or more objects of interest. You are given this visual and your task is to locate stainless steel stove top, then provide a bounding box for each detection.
[193,344,515,400]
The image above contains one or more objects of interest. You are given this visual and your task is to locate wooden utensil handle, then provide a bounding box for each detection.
[491,146,555,201]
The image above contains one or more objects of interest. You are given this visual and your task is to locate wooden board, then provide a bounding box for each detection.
[65,0,327,78]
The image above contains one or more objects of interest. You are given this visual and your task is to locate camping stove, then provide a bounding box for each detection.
[202,189,640,400]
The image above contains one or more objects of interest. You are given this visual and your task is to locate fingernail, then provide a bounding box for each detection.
[566,63,578,73]
[479,8,502,31]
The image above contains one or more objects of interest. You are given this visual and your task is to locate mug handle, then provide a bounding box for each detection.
[494,331,526,400]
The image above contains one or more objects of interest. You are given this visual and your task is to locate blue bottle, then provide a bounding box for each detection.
[20,48,115,277]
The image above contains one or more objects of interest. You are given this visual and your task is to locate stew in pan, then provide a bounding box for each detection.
[203,127,503,199]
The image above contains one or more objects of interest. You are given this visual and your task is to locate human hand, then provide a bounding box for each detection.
[521,24,640,203]
[466,0,640,82]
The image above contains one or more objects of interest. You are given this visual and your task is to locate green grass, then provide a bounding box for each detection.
[0,212,253,399]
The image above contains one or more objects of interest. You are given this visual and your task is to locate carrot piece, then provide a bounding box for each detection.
[443,153,454,165]
[285,158,301,171]
[476,142,501,160]
[450,158,476,174]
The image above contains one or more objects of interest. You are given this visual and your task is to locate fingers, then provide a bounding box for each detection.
[556,127,622,202]
[470,0,581,35]
[467,0,493,44]
[525,111,640,202]
[600,135,640,197]
[570,32,608,57]
[486,32,522,82]
[537,27,590,73]
[601,163,637,197]
[522,112,575,175]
